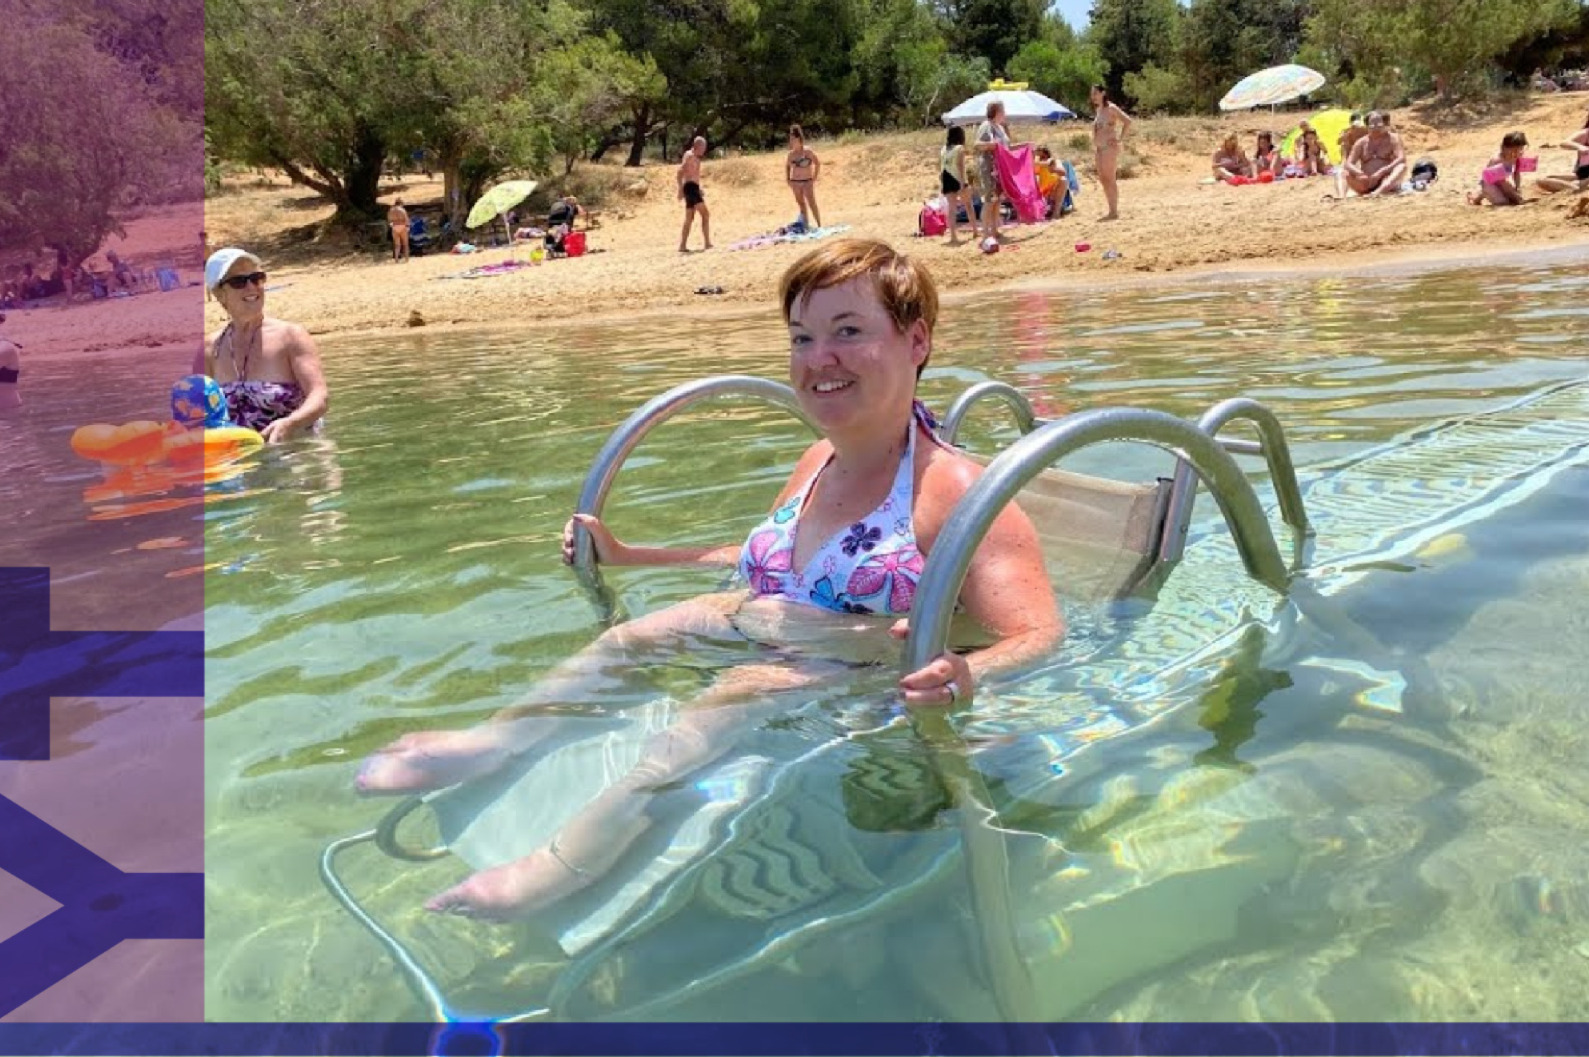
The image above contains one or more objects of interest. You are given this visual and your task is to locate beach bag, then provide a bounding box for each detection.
[1411,158,1438,186]
[917,199,947,237]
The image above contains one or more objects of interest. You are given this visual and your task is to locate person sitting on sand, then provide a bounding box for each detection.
[1533,109,1589,194]
[785,125,823,229]
[196,248,329,442]
[940,125,973,246]
[0,314,20,411]
[548,195,582,230]
[1336,113,1367,170]
[1340,112,1407,197]
[677,136,712,253]
[354,237,1064,921]
[1034,146,1067,217]
[1467,131,1530,207]
[1212,134,1254,183]
[1253,131,1284,177]
[105,250,136,291]
[1290,126,1332,177]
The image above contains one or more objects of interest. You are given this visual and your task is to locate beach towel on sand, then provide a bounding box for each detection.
[727,223,851,252]
[995,143,1046,223]
[439,259,537,280]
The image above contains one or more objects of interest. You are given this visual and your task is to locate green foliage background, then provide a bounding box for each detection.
[4,0,1582,258]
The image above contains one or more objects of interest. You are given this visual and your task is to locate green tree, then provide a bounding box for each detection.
[1306,0,1579,101]
[1088,0,1179,103]
[206,0,590,223]
[1123,62,1193,114]
[941,0,1046,75]
[1399,0,1577,96]
[1008,39,1109,112]
[1177,0,1309,111]
[0,3,177,262]
[535,34,667,175]
[205,0,396,218]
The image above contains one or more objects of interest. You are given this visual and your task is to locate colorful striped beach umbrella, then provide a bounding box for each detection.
[1219,64,1326,111]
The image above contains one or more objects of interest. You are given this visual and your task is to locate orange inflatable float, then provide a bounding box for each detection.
[70,421,263,473]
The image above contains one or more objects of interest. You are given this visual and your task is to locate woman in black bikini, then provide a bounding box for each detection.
[785,124,823,229]
[1535,109,1589,194]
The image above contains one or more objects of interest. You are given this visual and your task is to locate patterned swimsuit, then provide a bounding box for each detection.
[738,411,943,617]
[221,380,307,432]
[214,322,314,433]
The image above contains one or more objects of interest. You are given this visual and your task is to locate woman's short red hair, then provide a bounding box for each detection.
[779,238,938,335]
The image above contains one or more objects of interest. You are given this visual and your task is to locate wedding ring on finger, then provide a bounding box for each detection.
[945,679,962,705]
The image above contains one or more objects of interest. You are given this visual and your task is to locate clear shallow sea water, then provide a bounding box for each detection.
[7,260,1588,1023]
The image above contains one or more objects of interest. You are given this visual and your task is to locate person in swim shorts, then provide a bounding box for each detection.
[1341,111,1407,197]
[677,136,712,252]
[356,237,1064,921]
[195,248,329,442]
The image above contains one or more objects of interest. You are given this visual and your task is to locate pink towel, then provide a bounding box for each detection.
[994,143,1047,223]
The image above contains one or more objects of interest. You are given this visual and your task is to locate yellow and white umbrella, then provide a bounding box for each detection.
[466,180,538,246]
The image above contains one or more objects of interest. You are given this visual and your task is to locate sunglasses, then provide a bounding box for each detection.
[220,271,267,290]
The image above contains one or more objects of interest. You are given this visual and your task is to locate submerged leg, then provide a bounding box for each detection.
[356,594,744,794]
[425,661,818,919]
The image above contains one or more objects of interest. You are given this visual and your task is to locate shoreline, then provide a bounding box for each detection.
[302,234,1589,345]
[7,230,1582,365]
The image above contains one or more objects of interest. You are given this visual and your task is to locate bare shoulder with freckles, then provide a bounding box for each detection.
[911,438,1058,637]
[768,438,834,508]
[911,443,1014,554]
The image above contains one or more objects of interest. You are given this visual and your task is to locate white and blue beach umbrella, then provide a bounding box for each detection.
[942,88,1075,126]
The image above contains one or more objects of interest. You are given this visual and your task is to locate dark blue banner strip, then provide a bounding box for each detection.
[0,1022,1587,1056]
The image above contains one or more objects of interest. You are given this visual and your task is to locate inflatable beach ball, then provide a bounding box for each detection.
[170,374,230,428]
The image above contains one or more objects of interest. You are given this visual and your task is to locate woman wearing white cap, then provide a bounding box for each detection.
[196,248,329,441]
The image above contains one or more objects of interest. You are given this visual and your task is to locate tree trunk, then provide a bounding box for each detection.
[344,121,386,218]
[626,103,652,166]
[274,154,346,209]
[438,142,468,237]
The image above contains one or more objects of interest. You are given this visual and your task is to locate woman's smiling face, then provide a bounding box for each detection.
[786,277,928,435]
[215,260,266,320]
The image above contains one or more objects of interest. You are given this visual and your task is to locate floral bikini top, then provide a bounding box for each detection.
[738,406,941,617]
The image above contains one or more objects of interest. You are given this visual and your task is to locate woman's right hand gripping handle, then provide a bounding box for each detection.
[562,513,627,566]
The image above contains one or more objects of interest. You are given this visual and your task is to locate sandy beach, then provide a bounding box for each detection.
[6,93,1587,365]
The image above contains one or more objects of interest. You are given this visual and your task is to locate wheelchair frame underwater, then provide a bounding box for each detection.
[320,374,1312,1023]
